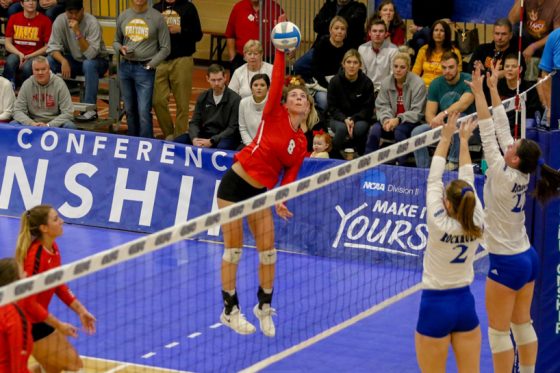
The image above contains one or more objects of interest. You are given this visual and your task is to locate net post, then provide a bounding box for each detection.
[529,120,560,371]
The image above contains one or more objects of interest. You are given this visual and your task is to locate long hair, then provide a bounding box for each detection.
[426,19,453,60]
[15,205,52,265]
[446,180,483,239]
[0,257,20,287]
[534,164,560,204]
[374,0,405,33]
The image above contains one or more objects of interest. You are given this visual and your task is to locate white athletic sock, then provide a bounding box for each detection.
[262,287,273,294]
[225,289,236,296]
[519,365,535,373]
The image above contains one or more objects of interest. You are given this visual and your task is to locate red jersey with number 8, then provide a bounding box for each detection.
[234,49,307,189]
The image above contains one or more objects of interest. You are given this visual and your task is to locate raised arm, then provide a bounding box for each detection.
[486,62,513,152]
[458,116,477,185]
[263,48,286,116]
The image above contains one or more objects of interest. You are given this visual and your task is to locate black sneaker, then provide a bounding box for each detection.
[75,110,98,122]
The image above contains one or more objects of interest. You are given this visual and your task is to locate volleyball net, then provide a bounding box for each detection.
[0,82,549,372]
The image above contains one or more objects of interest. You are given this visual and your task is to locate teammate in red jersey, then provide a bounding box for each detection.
[15,205,95,372]
[0,258,40,373]
[217,41,311,337]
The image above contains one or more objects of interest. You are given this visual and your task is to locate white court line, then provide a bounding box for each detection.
[344,243,419,257]
[142,352,156,359]
[188,332,202,338]
[240,250,489,372]
[81,355,192,373]
[105,364,131,373]
[165,342,180,348]
[209,323,223,329]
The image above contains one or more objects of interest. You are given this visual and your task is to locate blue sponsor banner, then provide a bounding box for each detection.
[0,124,485,261]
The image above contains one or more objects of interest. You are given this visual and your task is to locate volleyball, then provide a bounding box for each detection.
[271,21,301,52]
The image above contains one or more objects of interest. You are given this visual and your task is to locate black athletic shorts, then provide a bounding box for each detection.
[32,322,55,341]
[217,168,266,203]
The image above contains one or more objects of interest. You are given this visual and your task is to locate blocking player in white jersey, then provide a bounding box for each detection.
[467,63,560,373]
[415,111,485,373]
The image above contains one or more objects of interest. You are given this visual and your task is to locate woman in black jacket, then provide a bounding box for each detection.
[327,49,374,158]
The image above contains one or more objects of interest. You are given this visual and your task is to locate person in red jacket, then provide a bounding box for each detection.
[217,42,310,337]
[15,205,95,373]
[0,257,41,373]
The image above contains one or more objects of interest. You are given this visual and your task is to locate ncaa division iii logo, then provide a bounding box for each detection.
[361,169,386,197]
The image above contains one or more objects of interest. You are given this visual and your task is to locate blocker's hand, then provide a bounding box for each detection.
[275,203,293,220]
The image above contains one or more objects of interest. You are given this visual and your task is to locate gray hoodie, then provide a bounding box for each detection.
[14,73,74,127]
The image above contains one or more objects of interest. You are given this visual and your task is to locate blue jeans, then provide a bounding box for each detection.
[293,48,314,81]
[314,91,328,112]
[365,121,418,165]
[118,61,155,138]
[411,123,459,168]
[48,54,109,104]
[8,2,65,20]
[3,54,33,86]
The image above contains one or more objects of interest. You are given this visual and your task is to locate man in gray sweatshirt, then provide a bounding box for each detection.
[113,0,170,138]
[13,56,75,128]
[47,0,109,122]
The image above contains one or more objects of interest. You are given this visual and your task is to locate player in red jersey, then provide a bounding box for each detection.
[15,205,95,372]
[0,258,40,373]
[217,41,311,337]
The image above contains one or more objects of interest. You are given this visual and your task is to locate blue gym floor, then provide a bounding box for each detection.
[0,215,493,372]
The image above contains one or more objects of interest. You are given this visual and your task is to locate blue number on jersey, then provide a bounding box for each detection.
[512,193,525,213]
[450,244,469,264]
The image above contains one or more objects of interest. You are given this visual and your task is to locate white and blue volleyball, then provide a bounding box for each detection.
[271,22,301,52]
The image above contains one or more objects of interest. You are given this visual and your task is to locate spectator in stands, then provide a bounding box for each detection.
[412,20,462,87]
[373,0,405,46]
[3,0,51,88]
[312,16,350,112]
[408,0,454,57]
[0,0,17,19]
[8,0,65,21]
[411,51,474,169]
[358,17,398,93]
[175,64,241,150]
[293,0,367,81]
[46,0,108,122]
[508,0,560,61]
[152,0,202,140]
[537,27,560,125]
[229,40,272,99]
[239,73,269,147]
[0,77,15,122]
[327,49,374,158]
[365,53,427,165]
[225,0,283,74]
[498,55,541,131]
[114,0,170,138]
[470,19,522,81]
[12,56,75,128]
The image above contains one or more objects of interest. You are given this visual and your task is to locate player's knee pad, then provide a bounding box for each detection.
[511,321,538,346]
[488,327,514,354]
[259,249,277,265]
[223,248,242,264]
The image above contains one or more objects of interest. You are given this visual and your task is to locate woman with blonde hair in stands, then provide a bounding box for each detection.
[15,204,96,373]
[229,40,273,99]
[416,112,484,373]
[412,19,462,87]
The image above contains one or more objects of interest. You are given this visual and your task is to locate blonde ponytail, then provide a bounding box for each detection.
[14,205,53,265]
